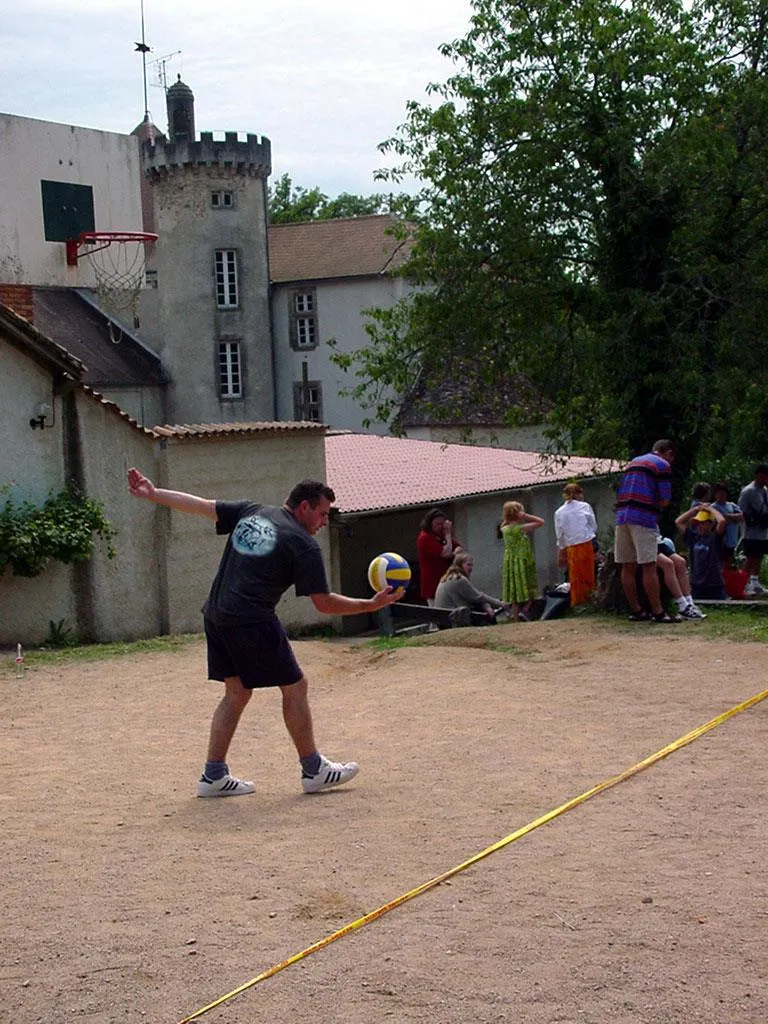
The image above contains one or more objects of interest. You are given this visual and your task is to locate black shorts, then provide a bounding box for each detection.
[742,538,768,559]
[204,618,303,689]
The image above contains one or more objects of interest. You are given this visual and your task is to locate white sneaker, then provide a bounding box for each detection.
[302,755,359,794]
[743,580,767,596]
[680,604,706,619]
[196,773,255,798]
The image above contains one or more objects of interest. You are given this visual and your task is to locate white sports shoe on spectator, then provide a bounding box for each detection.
[302,756,360,793]
[196,773,255,797]
[680,604,706,619]
[743,579,767,596]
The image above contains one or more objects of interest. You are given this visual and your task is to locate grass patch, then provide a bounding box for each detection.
[364,635,415,651]
[1,632,203,673]
[365,629,536,655]
[481,640,536,655]
[597,605,768,641]
[693,607,768,642]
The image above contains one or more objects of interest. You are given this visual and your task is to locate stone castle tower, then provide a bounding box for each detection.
[141,77,273,424]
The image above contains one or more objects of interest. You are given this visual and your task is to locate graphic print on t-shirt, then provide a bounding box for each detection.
[232,515,278,557]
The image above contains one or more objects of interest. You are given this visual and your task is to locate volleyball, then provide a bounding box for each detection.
[367,552,411,595]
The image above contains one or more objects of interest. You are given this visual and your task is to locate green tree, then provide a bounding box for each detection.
[336,0,768,485]
[268,173,389,223]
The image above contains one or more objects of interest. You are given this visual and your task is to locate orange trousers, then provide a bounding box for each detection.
[566,540,596,606]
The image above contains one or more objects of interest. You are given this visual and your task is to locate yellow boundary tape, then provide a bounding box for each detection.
[177,685,768,1023]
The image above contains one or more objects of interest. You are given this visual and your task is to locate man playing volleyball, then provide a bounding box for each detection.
[127,468,402,797]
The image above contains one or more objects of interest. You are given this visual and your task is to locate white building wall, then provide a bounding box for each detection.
[272,276,406,434]
[0,113,143,288]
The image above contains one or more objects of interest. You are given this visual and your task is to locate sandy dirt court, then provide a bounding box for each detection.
[2,617,767,1024]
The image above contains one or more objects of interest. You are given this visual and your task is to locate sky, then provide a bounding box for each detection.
[3,0,475,197]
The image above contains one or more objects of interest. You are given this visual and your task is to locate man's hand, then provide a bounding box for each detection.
[369,586,405,610]
[127,467,156,501]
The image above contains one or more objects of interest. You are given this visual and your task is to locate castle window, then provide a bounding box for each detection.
[290,289,317,350]
[214,249,238,308]
[219,341,242,398]
[211,190,234,209]
[293,379,323,422]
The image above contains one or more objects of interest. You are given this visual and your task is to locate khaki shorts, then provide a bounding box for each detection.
[614,523,658,565]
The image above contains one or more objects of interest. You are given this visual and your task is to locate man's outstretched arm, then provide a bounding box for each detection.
[127,467,217,520]
[311,589,403,616]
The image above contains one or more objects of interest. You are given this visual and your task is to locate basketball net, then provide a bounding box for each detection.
[80,239,149,344]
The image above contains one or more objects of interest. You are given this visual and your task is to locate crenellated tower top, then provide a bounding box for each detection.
[143,131,271,179]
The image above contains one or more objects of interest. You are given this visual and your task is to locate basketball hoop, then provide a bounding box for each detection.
[66,231,157,343]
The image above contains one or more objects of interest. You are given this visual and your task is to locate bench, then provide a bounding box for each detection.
[376,602,492,637]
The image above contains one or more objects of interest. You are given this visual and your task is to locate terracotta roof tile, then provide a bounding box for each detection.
[78,383,158,436]
[325,432,618,514]
[267,215,412,283]
[153,421,327,439]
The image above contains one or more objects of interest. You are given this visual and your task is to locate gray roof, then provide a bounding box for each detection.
[31,288,165,389]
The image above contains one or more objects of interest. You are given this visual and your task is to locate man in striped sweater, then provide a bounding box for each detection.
[614,439,677,623]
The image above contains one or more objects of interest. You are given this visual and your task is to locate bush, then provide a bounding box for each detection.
[0,485,116,578]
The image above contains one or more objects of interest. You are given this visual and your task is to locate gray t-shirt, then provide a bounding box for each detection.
[738,482,768,540]
[434,575,504,612]
[202,502,329,626]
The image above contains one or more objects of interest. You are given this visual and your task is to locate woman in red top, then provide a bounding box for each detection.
[417,508,461,604]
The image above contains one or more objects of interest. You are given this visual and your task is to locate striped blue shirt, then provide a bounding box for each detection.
[615,452,672,529]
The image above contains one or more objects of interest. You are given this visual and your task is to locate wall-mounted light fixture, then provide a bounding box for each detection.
[29,402,53,430]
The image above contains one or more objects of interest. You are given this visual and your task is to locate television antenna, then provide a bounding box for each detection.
[152,50,183,94]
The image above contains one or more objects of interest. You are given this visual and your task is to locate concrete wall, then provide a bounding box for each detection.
[96,386,166,430]
[1,340,66,503]
[272,276,408,434]
[453,477,616,597]
[72,394,163,642]
[0,113,143,288]
[0,357,160,645]
[158,431,330,635]
[331,474,618,633]
[146,158,274,425]
[2,320,331,643]
[0,338,75,643]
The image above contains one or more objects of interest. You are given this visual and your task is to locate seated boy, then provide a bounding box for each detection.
[674,504,727,601]
[656,536,706,619]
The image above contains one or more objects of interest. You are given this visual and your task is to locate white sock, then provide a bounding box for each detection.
[684,595,695,607]
[675,596,687,611]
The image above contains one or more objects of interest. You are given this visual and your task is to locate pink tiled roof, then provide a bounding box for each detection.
[325,433,618,514]
[267,215,412,283]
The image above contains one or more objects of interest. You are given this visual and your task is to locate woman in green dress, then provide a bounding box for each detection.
[499,501,545,620]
